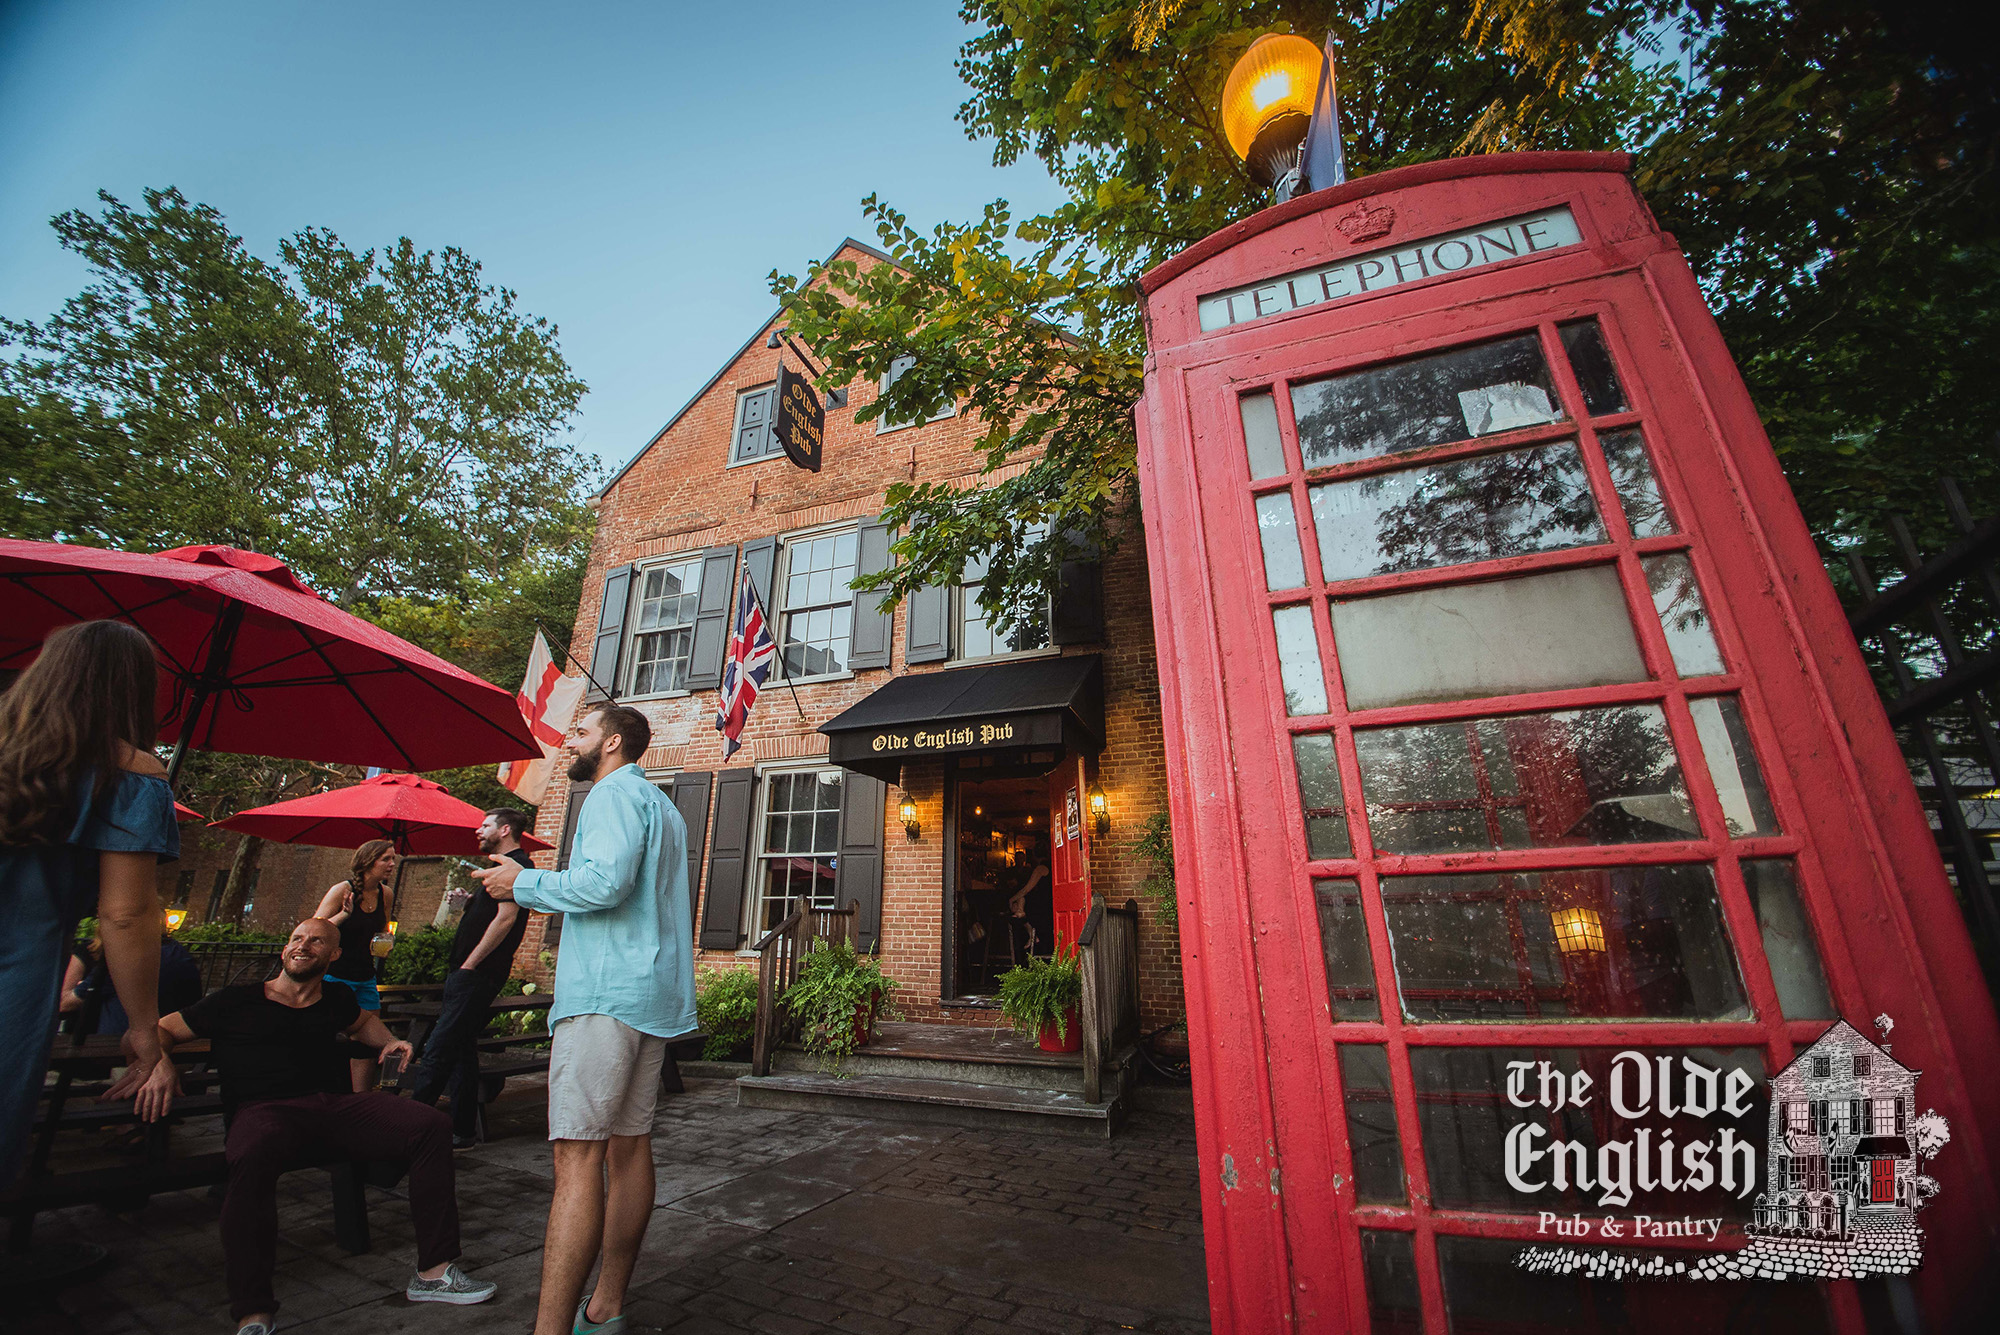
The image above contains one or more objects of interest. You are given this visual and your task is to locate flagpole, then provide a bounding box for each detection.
[535,619,619,702]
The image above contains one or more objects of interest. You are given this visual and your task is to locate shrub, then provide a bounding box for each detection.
[1131,810,1177,931]
[696,967,759,1061]
[780,940,898,1073]
[175,921,285,945]
[381,925,454,984]
[996,951,1084,1043]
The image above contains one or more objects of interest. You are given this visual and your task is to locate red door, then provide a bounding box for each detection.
[1871,1159,1896,1204]
[1049,755,1091,952]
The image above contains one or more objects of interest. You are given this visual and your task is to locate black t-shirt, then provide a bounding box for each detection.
[447,847,533,985]
[182,982,362,1112]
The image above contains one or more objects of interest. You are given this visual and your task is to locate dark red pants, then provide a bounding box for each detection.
[222,1092,459,1319]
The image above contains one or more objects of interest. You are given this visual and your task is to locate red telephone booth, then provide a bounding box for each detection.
[1135,153,2000,1332]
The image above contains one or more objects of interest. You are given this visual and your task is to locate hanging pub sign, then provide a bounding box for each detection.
[773,362,824,472]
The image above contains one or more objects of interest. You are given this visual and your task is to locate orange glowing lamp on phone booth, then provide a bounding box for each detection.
[1133,152,2000,1331]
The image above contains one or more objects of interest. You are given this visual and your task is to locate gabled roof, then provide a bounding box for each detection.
[1779,1019,1919,1081]
[594,235,896,498]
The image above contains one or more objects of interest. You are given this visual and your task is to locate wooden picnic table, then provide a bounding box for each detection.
[380,993,555,1139]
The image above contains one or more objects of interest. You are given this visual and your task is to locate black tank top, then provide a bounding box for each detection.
[329,884,386,981]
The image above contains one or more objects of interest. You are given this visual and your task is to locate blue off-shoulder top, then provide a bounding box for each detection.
[3,770,182,923]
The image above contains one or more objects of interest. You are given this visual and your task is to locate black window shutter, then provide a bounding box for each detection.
[1052,528,1103,645]
[847,519,895,670]
[684,545,741,692]
[834,772,887,952]
[742,535,778,609]
[586,565,634,699]
[734,385,775,461]
[904,583,949,663]
[700,769,757,950]
[670,771,713,932]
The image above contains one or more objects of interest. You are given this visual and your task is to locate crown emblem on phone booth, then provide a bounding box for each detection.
[1334,200,1396,245]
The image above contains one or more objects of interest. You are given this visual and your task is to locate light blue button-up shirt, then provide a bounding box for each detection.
[513,762,697,1039]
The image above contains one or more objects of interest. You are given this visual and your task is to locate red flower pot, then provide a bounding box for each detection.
[851,993,880,1048]
[1038,1006,1082,1053]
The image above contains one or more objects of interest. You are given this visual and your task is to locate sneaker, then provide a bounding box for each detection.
[574,1294,627,1335]
[451,1134,477,1149]
[237,1324,272,1335]
[406,1262,497,1305]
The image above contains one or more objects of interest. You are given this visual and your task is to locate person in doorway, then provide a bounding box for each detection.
[0,620,178,1182]
[136,917,497,1333]
[475,704,696,1335]
[314,838,396,1090]
[1007,860,1051,959]
[406,807,532,1146]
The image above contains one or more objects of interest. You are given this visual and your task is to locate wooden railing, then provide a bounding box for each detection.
[1077,896,1141,1103]
[750,899,858,1076]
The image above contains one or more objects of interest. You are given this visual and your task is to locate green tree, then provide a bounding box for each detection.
[774,1,1996,617]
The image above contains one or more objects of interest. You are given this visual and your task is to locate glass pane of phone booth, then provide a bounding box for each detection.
[1240,315,1837,1326]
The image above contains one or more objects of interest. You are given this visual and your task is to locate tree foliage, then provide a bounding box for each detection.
[774,1,1997,615]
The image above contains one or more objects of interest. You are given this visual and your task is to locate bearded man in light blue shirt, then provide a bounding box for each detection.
[476,703,694,1335]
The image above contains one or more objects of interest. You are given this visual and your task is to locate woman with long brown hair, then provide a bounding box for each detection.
[314,838,396,1090]
[1,620,181,1178]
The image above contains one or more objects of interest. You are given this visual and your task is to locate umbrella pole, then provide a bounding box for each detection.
[164,602,245,791]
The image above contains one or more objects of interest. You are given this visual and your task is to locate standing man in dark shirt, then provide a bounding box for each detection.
[408,807,533,1145]
[136,917,498,1335]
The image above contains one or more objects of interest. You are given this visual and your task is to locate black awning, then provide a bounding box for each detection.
[820,655,1104,783]
[1853,1136,1910,1157]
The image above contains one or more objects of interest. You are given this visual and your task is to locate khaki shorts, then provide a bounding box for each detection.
[546,1014,668,1140]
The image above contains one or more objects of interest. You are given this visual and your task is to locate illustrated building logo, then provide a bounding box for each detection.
[1516,1015,1952,1283]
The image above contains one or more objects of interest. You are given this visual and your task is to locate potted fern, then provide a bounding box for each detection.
[997,950,1085,1053]
[781,940,898,1072]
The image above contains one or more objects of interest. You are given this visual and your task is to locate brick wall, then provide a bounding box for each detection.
[517,240,1186,1034]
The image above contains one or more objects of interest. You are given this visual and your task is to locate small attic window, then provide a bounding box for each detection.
[730,383,780,464]
[877,355,956,433]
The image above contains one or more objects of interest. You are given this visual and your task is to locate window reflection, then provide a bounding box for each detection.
[1273,604,1329,716]
[1239,391,1287,480]
[1598,428,1673,538]
[1643,553,1725,677]
[1557,318,1628,417]
[1314,878,1380,1020]
[1331,566,1648,711]
[1292,733,1352,858]
[1412,1047,1766,1218]
[1360,1229,1421,1335]
[1687,696,1779,836]
[1341,1047,1406,1204]
[1356,704,1696,854]
[1309,442,1605,583]
[1382,864,1750,1021]
[1743,860,1835,1019]
[1291,334,1564,467]
[1256,492,1308,590]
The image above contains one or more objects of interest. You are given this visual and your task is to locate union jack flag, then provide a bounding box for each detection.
[716,576,776,758]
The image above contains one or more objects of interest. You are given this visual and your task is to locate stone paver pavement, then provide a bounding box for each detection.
[8,1077,1209,1334]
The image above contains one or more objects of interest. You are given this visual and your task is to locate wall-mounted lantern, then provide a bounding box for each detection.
[1088,781,1110,835]
[899,794,921,842]
[1550,906,1606,956]
[164,908,188,933]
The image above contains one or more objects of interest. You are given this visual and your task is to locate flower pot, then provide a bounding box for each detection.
[1038,1006,1082,1053]
[852,993,880,1048]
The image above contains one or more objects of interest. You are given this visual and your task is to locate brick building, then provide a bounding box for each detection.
[519,239,1184,1032]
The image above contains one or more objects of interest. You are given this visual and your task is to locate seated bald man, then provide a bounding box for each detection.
[137,917,497,1335]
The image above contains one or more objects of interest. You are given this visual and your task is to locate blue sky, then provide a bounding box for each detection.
[0,0,1067,476]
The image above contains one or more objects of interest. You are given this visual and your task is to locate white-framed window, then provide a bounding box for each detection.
[746,766,845,938]
[956,522,1055,660]
[729,383,781,464]
[1785,1101,1811,1133]
[776,527,858,680]
[624,557,704,696]
[876,355,957,433]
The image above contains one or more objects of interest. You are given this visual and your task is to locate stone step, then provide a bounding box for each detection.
[768,1045,1096,1093]
[735,1071,1128,1138]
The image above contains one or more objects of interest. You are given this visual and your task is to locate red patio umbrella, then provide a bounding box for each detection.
[173,801,201,822]
[215,773,550,856]
[0,540,537,783]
